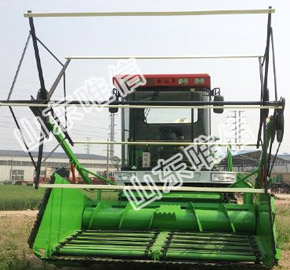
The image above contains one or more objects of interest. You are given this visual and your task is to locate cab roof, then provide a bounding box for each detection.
[113,74,211,89]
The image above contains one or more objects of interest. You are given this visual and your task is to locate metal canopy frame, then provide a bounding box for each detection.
[0,100,283,109]
[65,55,263,60]
[3,6,282,193]
[24,9,275,18]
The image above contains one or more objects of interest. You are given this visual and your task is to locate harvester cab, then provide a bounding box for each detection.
[3,7,284,269]
[113,74,236,187]
[119,74,212,168]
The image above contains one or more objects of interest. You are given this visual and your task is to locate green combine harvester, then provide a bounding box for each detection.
[27,73,284,267]
[2,7,285,269]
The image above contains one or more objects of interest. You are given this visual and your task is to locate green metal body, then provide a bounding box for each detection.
[82,202,256,233]
[29,117,281,268]
[30,173,280,267]
[47,119,115,185]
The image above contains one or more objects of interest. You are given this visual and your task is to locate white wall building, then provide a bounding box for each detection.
[0,150,115,183]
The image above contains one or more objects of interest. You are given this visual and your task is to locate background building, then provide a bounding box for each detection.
[0,150,115,184]
[220,150,289,172]
[220,150,290,184]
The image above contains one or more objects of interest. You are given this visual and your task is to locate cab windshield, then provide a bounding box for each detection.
[121,88,210,169]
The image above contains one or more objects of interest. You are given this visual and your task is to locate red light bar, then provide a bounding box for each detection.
[113,74,211,89]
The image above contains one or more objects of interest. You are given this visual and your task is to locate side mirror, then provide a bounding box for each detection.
[213,95,224,114]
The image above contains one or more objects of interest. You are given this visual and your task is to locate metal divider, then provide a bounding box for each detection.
[54,230,259,263]
[55,230,157,258]
[166,232,259,262]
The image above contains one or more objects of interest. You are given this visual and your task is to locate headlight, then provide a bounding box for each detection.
[211,173,236,182]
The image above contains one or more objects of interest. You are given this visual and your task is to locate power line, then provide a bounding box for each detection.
[0,117,112,132]
[0,76,39,85]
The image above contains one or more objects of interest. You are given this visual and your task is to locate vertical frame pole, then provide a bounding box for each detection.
[28,10,47,188]
[262,6,272,193]
[28,10,47,98]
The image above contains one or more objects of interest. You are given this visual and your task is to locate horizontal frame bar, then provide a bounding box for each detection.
[36,183,268,193]
[0,103,282,110]
[99,100,281,106]
[73,141,257,146]
[24,9,275,18]
[0,100,282,110]
[66,55,263,60]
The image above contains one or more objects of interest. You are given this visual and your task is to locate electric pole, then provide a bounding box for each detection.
[109,113,116,159]
[227,110,246,151]
[85,137,91,154]
[106,138,109,177]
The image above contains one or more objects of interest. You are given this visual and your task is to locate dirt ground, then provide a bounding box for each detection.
[275,194,290,205]
[0,210,38,217]
[0,197,290,270]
